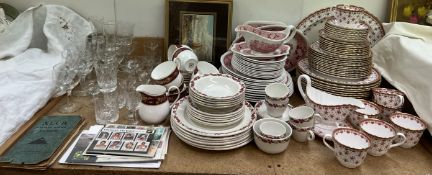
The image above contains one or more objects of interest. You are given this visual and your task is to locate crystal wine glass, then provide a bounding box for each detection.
[54,48,81,113]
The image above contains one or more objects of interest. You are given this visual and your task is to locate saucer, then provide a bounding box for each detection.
[314,118,353,140]
[255,100,293,121]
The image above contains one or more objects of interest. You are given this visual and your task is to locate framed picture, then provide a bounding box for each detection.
[165,0,233,67]
[389,0,432,25]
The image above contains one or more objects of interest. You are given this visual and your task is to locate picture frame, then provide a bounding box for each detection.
[165,0,233,67]
[389,0,432,25]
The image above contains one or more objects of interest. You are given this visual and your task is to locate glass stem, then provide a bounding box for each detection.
[66,90,72,106]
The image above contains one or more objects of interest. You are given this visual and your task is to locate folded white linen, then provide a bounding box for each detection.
[0,4,93,145]
[373,22,432,134]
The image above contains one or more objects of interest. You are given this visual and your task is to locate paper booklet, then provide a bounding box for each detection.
[59,125,170,168]
[84,124,167,158]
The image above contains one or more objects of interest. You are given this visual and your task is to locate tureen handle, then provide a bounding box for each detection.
[283,25,297,43]
[297,74,311,103]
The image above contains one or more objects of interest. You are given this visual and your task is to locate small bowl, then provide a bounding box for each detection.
[253,118,292,154]
[259,121,287,139]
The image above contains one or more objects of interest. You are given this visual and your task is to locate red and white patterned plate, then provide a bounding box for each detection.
[296,5,384,47]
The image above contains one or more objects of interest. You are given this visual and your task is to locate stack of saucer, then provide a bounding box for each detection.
[297,15,380,98]
[171,73,256,150]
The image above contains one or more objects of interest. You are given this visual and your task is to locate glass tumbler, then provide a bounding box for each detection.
[93,91,119,124]
[95,60,118,93]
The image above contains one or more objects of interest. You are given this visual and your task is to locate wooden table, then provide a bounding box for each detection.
[3,92,432,175]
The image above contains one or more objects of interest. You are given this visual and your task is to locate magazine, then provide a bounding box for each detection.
[84,124,167,157]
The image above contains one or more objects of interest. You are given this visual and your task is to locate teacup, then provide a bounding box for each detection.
[389,112,427,148]
[265,83,290,117]
[359,119,406,156]
[168,45,198,72]
[151,61,183,89]
[260,121,287,139]
[136,85,180,124]
[288,106,321,128]
[289,123,315,143]
[349,100,382,128]
[167,44,191,61]
[192,61,219,78]
[253,118,292,154]
[323,128,370,168]
[372,88,404,109]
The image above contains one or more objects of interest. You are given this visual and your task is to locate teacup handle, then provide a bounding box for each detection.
[396,95,404,108]
[167,86,181,107]
[307,130,315,141]
[323,134,334,152]
[389,133,407,149]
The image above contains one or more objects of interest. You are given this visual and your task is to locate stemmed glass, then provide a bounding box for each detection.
[122,61,141,125]
[53,48,81,113]
[75,35,96,96]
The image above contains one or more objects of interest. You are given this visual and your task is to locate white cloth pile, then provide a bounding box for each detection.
[0,5,93,145]
[373,22,432,134]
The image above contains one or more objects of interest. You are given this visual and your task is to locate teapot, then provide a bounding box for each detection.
[136,85,180,124]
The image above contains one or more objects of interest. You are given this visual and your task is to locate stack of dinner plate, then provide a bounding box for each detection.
[298,16,380,98]
[171,73,256,150]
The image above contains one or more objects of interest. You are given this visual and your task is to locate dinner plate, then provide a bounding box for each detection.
[171,96,257,137]
[297,59,380,86]
[171,122,251,143]
[296,5,384,47]
[172,123,252,146]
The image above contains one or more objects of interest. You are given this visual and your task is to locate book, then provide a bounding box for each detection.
[0,115,82,165]
[84,124,166,158]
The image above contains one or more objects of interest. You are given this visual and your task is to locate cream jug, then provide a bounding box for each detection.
[136,85,180,124]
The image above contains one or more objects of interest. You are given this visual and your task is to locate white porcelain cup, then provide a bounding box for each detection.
[323,128,371,168]
[265,83,290,117]
[173,48,198,72]
[151,61,183,89]
[167,44,191,61]
[288,106,321,128]
[389,112,426,148]
[372,88,405,109]
[289,123,315,142]
[359,119,406,156]
[260,121,287,139]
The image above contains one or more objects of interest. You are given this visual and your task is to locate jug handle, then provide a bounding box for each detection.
[297,74,311,103]
[167,86,181,108]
